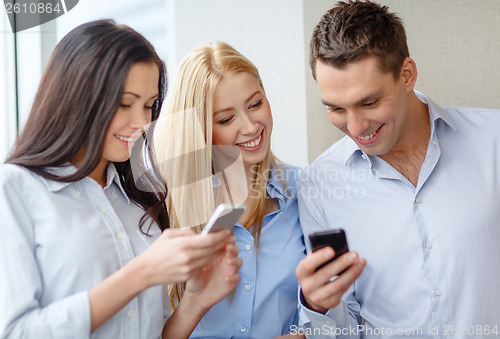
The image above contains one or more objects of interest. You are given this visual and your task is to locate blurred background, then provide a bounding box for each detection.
[1,0,500,167]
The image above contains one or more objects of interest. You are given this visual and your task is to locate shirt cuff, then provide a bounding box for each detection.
[297,287,346,329]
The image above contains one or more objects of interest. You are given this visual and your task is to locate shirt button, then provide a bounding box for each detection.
[116,233,124,240]
[361,154,367,160]
[127,310,134,318]
[245,244,251,250]
[245,284,251,291]
[240,326,247,333]
[415,197,422,204]
[114,194,118,199]
[101,206,109,213]
[425,242,433,249]
[76,191,82,196]
[435,289,442,296]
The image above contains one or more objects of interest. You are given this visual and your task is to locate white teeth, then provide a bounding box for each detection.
[237,134,262,148]
[115,135,135,142]
[358,129,378,141]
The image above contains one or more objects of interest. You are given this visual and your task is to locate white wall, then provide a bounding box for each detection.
[0,11,17,161]
[56,0,167,59]
[166,0,309,168]
[0,13,54,161]
[380,0,500,109]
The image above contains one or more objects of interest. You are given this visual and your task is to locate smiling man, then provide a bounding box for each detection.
[295,1,500,338]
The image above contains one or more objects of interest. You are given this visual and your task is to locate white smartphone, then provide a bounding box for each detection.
[200,203,246,235]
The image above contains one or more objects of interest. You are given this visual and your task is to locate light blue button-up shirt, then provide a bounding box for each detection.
[0,163,168,339]
[191,164,306,339]
[297,92,500,338]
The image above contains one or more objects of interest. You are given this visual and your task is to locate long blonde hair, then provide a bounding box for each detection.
[153,41,278,310]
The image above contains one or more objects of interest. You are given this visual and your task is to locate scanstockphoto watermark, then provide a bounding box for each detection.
[289,324,425,337]
[3,0,79,33]
[290,324,500,337]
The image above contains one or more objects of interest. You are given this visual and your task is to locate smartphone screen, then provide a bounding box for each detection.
[309,228,349,270]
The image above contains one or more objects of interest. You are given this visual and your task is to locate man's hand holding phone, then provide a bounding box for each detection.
[295,229,366,314]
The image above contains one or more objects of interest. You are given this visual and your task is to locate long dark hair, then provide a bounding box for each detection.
[6,19,169,230]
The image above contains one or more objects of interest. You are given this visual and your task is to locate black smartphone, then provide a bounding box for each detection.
[309,228,349,270]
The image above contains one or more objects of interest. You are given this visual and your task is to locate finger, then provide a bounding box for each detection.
[320,257,366,297]
[312,258,366,309]
[298,253,358,300]
[318,251,359,280]
[224,243,240,257]
[296,247,335,280]
[337,257,366,282]
[162,227,195,239]
[225,235,237,247]
[225,273,241,283]
[181,252,221,276]
[176,234,230,259]
[191,229,231,249]
[227,257,243,270]
[186,247,225,265]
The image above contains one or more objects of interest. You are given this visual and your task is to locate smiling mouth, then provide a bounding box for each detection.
[356,126,381,142]
[115,134,136,143]
[236,131,262,148]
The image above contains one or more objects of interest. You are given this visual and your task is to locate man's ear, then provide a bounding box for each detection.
[401,57,417,92]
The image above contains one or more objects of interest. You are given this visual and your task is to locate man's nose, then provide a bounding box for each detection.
[346,111,370,137]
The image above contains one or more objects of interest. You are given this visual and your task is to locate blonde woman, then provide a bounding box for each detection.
[153,42,306,338]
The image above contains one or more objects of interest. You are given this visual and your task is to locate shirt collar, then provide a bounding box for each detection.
[211,164,288,201]
[343,138,364,166]
[106,163,130,204]
[266,164,288,201]
[343,90,456,166]
[414,90,456,132]
[43,164,78,192]
[42,162,130,204]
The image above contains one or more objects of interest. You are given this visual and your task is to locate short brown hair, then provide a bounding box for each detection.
[310,0,409,79]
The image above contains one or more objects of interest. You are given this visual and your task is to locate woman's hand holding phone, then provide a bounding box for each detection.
[161,230,241,338]
[134,227,232,287]
[184,240,242,311]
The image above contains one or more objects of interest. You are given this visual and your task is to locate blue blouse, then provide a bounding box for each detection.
[191,164,306,338]
[0,163,168,339]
